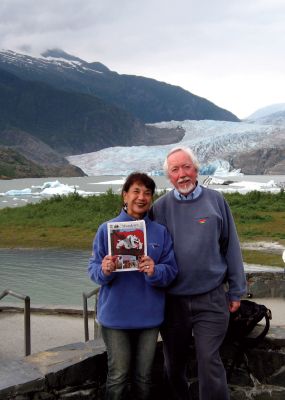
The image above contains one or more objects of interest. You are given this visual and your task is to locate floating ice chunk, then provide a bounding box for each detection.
[203,176,226,185]
[148,171,164,176]
[262,180,277,188]
[5,188,32,196]
[89,179,125,185]
[229,180,277,190]
[40,183,77,196]
[216,180,281,194]
[38,181,94,197]
[32,180,79,190]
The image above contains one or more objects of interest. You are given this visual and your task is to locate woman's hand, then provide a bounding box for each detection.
[102,256,117,276]
[139,256,155,277]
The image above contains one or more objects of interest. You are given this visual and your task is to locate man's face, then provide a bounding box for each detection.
[167,150,198,195]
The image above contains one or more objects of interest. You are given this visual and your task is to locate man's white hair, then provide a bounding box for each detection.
[163,146,200,175]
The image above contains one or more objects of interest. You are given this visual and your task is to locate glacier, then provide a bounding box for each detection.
[67,119,280,176]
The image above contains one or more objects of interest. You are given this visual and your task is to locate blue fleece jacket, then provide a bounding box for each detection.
[151,187,246,300]
[88,210,178,329]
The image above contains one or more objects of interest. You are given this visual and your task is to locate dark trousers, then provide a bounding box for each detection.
[161,285,230,400]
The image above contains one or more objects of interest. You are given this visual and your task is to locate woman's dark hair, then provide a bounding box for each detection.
[121,172,156,196]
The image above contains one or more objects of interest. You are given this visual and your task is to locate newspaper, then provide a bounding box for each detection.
[107,220,147,272]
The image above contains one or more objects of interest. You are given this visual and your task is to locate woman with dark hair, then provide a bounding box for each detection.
[88,172,177,400]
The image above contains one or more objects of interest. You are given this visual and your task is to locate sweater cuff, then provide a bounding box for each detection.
[99,268,115,283]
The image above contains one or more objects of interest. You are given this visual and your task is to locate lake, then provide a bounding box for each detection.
[1,175,285,209]
[0,248,95,308]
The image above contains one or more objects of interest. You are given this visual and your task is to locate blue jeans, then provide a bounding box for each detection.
[101,326,159,400]
[161,285,230,400]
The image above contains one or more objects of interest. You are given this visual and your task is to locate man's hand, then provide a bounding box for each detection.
[229,300,240,313]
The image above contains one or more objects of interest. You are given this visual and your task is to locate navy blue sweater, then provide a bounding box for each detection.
[88,210,178,329]
[152,188,246,300]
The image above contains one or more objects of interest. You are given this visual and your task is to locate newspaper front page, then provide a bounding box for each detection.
[107,220,147,272]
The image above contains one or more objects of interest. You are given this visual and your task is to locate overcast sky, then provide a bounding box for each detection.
[1,0,285,119]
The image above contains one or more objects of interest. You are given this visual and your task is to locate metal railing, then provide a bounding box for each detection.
[82,287,100,342]
[0,289,31,356]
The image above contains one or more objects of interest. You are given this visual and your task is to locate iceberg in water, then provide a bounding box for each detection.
[4,188,32,196]
[40,183,77,196]
[214,180,281,194]
[229,180,278,189]
[32,180,78,190]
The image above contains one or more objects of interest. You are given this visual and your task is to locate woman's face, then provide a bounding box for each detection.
[123,181,153,219]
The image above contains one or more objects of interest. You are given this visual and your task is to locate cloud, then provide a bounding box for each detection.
[0,0,285,118]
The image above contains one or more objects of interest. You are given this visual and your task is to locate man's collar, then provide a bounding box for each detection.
[173,182,202,200]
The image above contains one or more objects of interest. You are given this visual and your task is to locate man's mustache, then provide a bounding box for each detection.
[177,177,192,184]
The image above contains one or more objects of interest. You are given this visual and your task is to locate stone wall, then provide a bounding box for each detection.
[246,272,285,298]
[1,327,284,400]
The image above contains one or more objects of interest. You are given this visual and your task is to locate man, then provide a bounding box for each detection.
[151,146,246,400]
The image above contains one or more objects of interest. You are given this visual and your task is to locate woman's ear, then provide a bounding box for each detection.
[123,191,128,210]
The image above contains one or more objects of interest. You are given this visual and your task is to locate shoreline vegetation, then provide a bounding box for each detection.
[0,190,284,267]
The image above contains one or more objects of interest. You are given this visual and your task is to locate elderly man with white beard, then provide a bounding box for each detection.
[150,146,246,400]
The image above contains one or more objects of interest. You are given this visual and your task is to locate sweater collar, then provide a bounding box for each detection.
[119,208,151,224]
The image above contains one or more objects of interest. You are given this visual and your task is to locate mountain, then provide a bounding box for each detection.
[230,147,285,175]
[0,128,86,178]
[0,147,45,179]
[0,146,85,178]
[246,103,285,120]
[0,48,240,179]
[0,49,239,124]
[246,109,285,126]
[0,68,149,155]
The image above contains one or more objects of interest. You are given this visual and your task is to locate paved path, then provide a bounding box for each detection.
[1,298,284,363]
[0,310,94,362]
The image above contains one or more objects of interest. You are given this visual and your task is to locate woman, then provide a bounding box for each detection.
[88,172,178,400]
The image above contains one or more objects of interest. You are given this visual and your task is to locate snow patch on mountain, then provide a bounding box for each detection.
[0,49,104,75]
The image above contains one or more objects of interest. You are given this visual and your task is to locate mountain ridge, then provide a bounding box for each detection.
[0,49,239,123]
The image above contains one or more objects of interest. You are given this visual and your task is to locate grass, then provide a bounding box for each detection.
[0,189,284,266]
[241,249,284,267]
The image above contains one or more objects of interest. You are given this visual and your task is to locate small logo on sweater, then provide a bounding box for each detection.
[198,218,207,224]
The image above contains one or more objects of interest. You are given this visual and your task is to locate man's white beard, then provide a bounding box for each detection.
[177,181,196,195]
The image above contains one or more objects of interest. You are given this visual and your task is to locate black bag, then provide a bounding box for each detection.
[227,299,272,345]
[226,299,272,380]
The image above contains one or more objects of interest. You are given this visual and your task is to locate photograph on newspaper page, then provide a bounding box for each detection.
[107,220,147,271]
